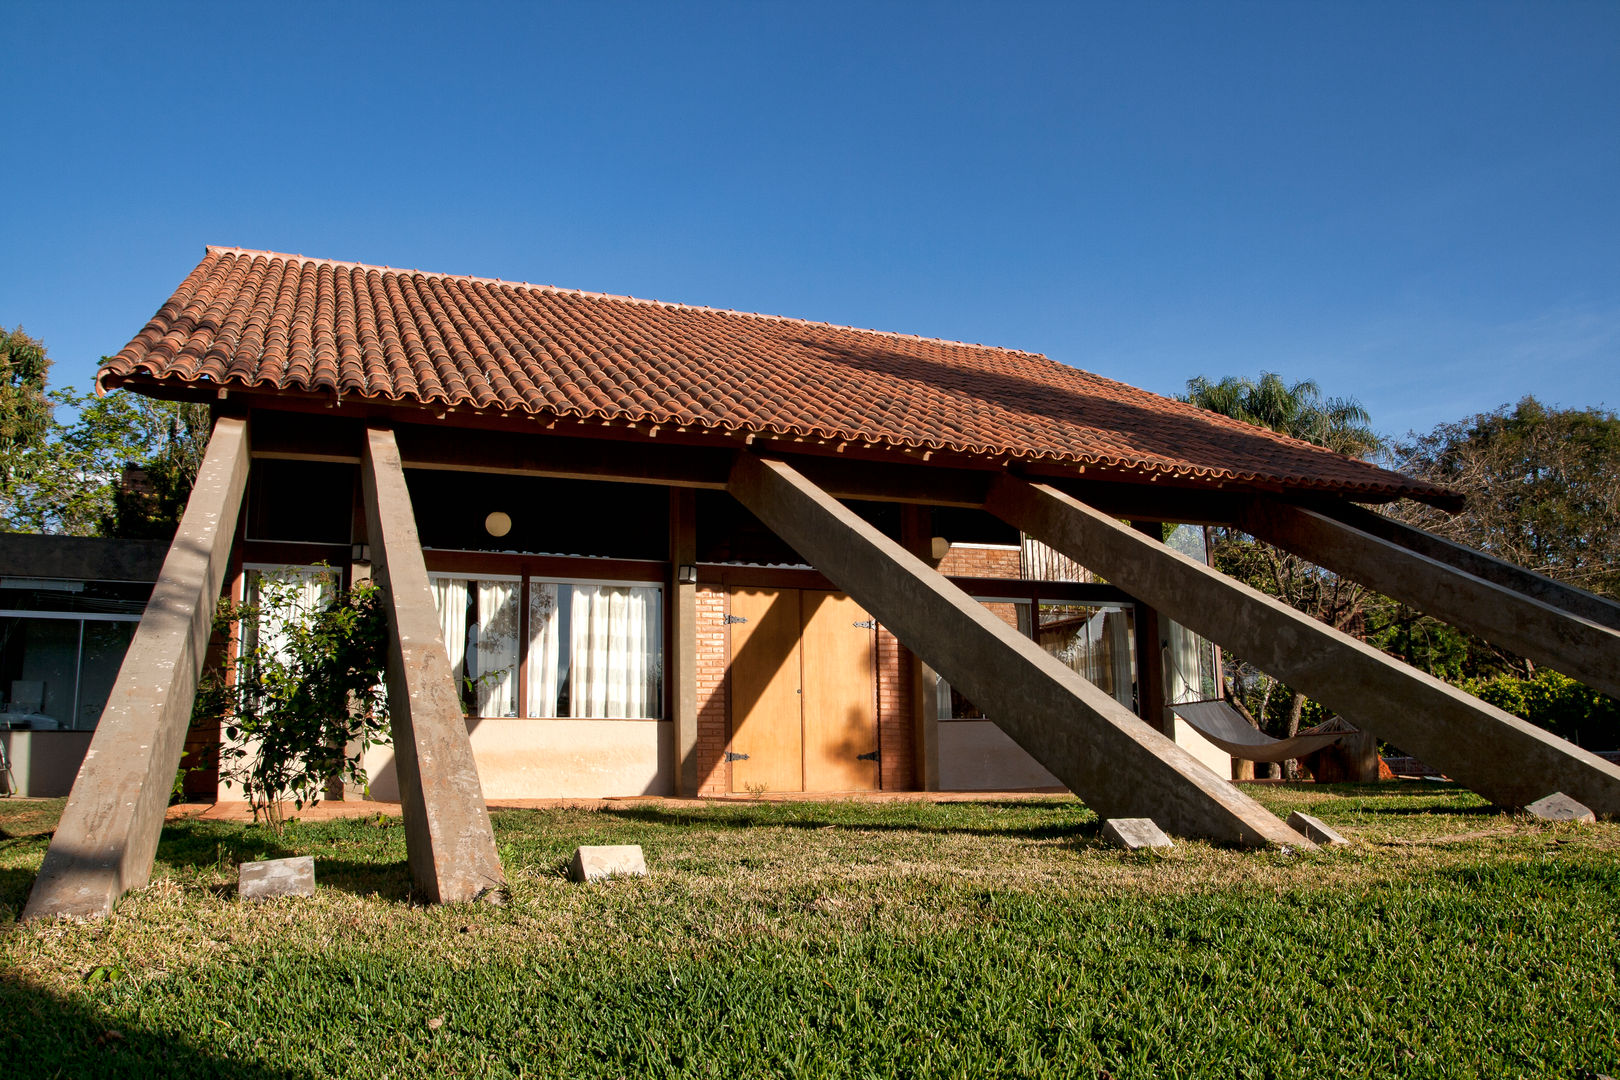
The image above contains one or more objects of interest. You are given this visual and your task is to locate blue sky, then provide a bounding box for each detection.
[4,1,1616,439]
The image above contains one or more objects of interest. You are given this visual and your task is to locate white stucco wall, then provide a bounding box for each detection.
[937,720,1065,791]
[0,731,93,797]
[358,717,674,800]
[1170,714,1234,779]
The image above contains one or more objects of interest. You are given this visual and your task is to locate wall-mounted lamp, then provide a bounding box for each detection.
[350,543,371,565]
[677,564,698,585]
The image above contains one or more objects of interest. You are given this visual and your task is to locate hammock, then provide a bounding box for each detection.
[1172,700,1351,763]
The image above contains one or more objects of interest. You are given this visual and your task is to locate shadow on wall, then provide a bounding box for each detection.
[0,972,313,1080]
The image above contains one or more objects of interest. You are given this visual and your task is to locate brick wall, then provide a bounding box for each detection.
[695,586,730,795]
[876,627,915,790]
[937,543,1022,579]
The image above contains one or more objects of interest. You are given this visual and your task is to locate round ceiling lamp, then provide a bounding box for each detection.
[484,511,512,538]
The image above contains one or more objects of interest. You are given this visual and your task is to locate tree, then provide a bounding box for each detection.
[1392,397,1620,603]
[202,571,392,832]
[1182,372,1384,775]
[0,379,210,538]
[1182,371,1381,457]
[0,326,54,480]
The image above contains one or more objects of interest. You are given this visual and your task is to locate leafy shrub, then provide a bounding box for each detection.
[1461,668,1620,750]
[201,571,392,831]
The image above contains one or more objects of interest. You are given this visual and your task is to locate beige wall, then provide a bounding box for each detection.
[360,718,674,801]
[1,731,94,797]
[1170,715,1234,779]
[937,721,1064,791]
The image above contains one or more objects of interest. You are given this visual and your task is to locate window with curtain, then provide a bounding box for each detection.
[428,574,520,718]
[243,566,339,665]
[1162,525,1219,704]
[933,598,1032,720]
[527,581,662,720]
[1037,602,1136,709]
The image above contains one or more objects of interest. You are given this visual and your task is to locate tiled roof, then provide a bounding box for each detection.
[100,247,1453,505]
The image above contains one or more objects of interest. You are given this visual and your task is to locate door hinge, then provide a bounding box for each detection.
[858,750,880,762]
[725,751,750,762]
[853,619,877,630]
[724,614,748,625]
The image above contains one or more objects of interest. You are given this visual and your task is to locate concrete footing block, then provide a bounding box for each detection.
[1101,818,1174,851]
[239,856,316,901]
[1286,811,1349,846]
[1525,792,1597,823]
[570,845,648,882]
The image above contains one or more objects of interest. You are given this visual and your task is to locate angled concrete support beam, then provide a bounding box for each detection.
[728,454,1306,847]
[1311,500,1620,633]
[25,416,251,920]
[1236,497,1620,699]
[362,425,505,902]
[988,477,1620,816]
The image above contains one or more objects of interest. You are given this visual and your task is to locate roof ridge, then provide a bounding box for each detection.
[202,245,1046,358]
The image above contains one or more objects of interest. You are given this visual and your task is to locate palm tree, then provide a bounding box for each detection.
[1181,371,1382,776]
[1182,372,1381,458]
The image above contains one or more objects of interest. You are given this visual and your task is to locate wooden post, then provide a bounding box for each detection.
[901,505,941,791]
[1236,497,1620,699]
[728,454,1307,847]
[987,476,1620,816]
[1130,521,1170,734]
[25,416,251,920]
[362,425,505,902]
[670,489,700,796]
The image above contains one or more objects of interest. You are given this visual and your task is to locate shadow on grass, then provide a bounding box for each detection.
[0,972,314,1079]
[154,823,415,903]
[1339,802,1505,817]
[1,864,41,919]
[591,803,1100,841]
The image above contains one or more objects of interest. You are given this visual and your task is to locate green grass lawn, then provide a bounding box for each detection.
[2,785,1616,1079]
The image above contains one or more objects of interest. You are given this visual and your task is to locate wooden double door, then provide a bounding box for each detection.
[728,588,879,793]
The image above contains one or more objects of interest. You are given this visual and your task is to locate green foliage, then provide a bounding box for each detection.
[0,326,53,474]
[0,382,210,537]
[1182,370,1382,457]
[207,573,392,832]
[0,328,210,536]
[1394,396,1620,600]
[1459,668,1620,750]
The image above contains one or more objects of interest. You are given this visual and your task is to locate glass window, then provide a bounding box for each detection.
[934,598,1031,721]
[242,566,339,662]
[1038,602,1136,710]
[245,460,356,544]
[0,612,142,731]
[527,581,662,720]
[429,575,520,718]
[1162,525,1218,704]
[76,620,137,728]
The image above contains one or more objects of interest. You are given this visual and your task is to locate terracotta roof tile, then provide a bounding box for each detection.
[98,246,1454,505]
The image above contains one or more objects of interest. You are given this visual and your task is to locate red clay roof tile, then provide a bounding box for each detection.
[98,247,1453,505]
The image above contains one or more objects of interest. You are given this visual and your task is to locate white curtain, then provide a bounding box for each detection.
[1167,620,1210,704]
[569,584,658,718]
[247,567,336,664]
[1105,608,1133,709]
[526,582,561,717]
[430,577,469,695]
[474,580,519,717]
